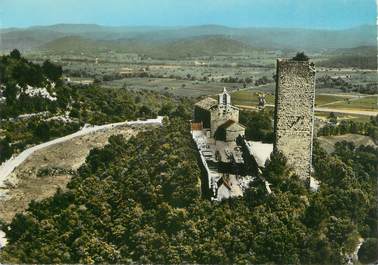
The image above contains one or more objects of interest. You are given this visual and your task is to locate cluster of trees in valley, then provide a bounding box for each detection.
[0,117,81,163]
[239,110,274,143]
[319,55,377,71]
[318,115,378,143]
[317,75,378,95]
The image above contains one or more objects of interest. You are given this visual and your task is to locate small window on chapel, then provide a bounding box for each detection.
[223,93,227,105]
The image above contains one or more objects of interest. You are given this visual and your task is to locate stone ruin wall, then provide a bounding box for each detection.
[274,59,316,180]
[210,106,239,137]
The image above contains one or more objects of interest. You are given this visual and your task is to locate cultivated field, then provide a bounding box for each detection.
[22,50,377,121]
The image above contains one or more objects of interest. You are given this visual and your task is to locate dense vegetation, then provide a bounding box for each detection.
[0,50,193,163]
[318,115,378,143]
[358,237,378,263]
[239,110,274,143]
[0,49,66,117]
[1,115,376,264]
[319,56,377,70]
[317,75,378,94]
[0,49,377,264]
[0,117,81,163]
[292,52,309,61]
[0,50,74,162]
[319,46,377,70]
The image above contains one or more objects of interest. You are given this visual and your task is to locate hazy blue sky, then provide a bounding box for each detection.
[0,0,375,29]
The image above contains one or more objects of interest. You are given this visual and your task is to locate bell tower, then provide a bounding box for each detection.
[218,87,231,106]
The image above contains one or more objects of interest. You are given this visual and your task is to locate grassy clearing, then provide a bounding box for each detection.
[315,94,355,106]
[231,89,275,106]
[103,77,264,97]
[339,114,373,122]
[316,112,373,122]
[328,96,378,110]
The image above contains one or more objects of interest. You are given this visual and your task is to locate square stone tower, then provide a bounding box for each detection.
[273,59,316,180]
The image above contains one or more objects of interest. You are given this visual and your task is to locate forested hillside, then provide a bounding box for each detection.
[1,117,376,264]
[0,49,66,117]
[0,50,192,163]
[319,46,377,70]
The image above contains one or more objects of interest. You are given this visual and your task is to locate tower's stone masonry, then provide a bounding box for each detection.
[274,59,316,180]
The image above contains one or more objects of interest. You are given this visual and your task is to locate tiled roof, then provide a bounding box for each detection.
[195,97,218,110]
[219,120,245,131]
[227,122,245,131]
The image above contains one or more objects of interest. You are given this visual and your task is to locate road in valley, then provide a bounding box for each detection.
[314,107,378,116]
[236,104,378,116]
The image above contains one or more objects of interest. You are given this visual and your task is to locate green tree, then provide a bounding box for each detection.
[292,52,309,61]
[42,60,63,82]
[358,238,378,264]
[10,49,21,59]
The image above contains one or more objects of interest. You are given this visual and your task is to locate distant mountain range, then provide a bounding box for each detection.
[39,35,260,59]
[0,24,376,57]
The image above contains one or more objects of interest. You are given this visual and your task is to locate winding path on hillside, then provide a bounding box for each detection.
[0,116,164,186]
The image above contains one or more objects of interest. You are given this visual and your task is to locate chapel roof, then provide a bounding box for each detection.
[219,120,246,131]
[194,97,218,110]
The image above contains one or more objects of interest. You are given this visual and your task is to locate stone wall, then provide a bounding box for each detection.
[194,106,212,128]
[225,126,245,142]
[274,59,316,180]
[210,105,239,137]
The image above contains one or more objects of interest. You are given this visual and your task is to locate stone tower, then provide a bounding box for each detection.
[273,59,316,180]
